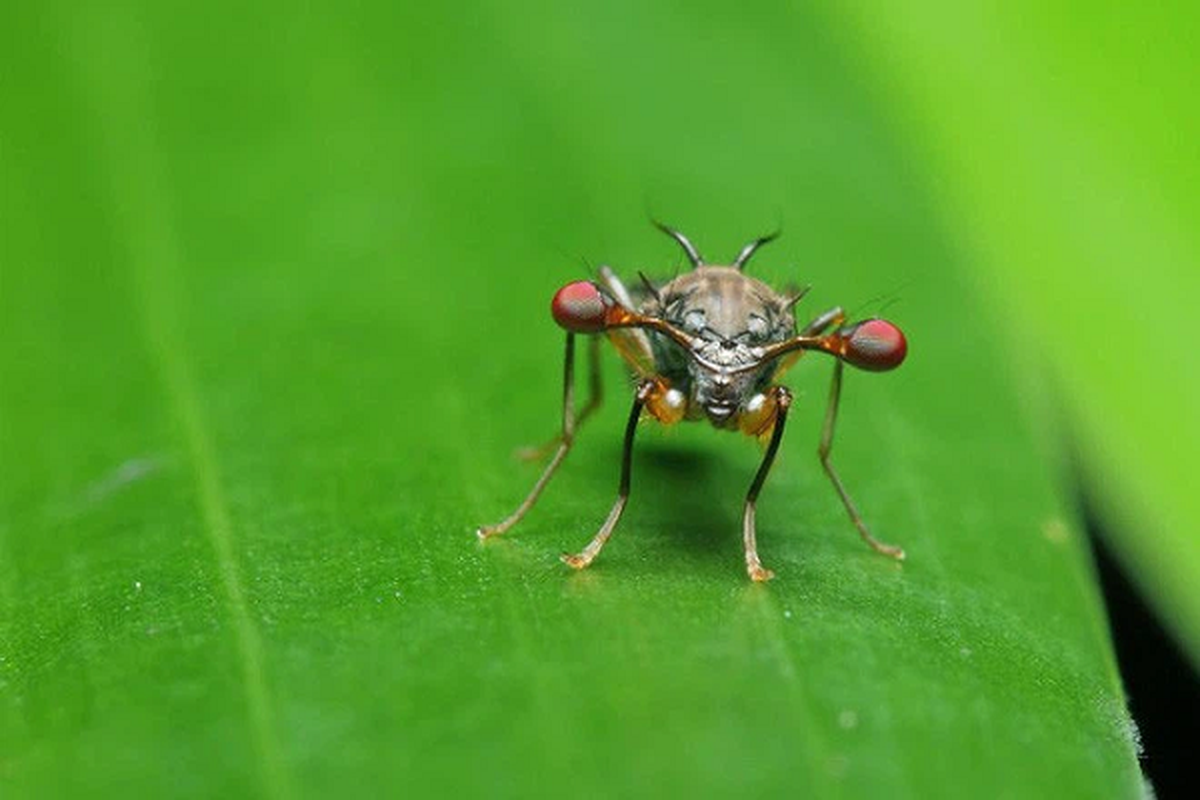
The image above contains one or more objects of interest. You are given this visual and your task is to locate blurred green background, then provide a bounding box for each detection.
[2,1,1195,797]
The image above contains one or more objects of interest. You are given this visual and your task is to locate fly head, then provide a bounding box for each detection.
[643,266,797,427]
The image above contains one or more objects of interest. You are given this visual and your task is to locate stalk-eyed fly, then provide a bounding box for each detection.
[477,223,907,581]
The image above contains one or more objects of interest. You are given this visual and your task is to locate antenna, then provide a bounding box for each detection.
[731,230,780,270]
[652,221,704,268]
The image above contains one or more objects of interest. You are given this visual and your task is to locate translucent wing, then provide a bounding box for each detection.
[596,266,657,377]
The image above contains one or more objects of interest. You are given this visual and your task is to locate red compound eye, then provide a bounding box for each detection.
[841,319,907,371]
[551,281,610,333]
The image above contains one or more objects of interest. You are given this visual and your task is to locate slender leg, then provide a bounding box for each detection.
[819,361,905,559]
[517,334,603,461]
[477,333,582,539]
[561,380,653,570]
[802,306,845,336]
[743,386,793,582]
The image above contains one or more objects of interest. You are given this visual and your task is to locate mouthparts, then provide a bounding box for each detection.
[705,402,737,424]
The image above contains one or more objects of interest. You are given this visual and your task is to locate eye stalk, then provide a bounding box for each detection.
[550,280,698,351]
[836,319,907,372]
[552,281,611,333]
[743,316,908,375]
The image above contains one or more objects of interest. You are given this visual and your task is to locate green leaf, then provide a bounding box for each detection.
[1,2,1146,798]
[825,2,1200,666]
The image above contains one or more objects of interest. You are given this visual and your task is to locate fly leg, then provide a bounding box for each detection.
[478,333,586,539]
[743,386,793,582]
[561,379,655,570]
[516,334,603,461]
[819,361,905,559]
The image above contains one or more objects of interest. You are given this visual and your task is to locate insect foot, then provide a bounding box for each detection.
[560,552,592,570]
[748,564,776,583]
[476,523,504,540]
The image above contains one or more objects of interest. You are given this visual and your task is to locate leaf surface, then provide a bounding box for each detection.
[0,2,1145,797]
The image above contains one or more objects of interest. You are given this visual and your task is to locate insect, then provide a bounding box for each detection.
[476,223,907,581]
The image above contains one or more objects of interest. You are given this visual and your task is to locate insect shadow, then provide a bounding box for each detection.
[606,439,740,556]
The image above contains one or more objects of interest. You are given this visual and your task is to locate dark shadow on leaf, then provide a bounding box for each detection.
[630,442,739,555]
